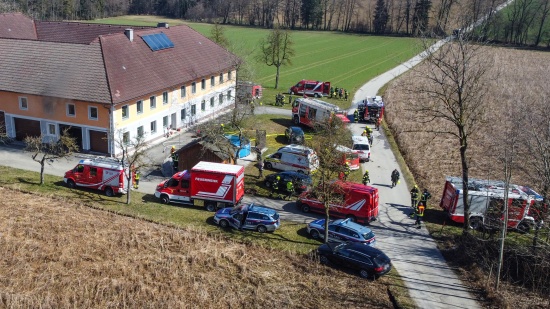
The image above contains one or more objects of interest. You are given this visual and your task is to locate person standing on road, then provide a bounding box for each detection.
[362,170,370,185]
[257,159,264,179]
[415,201,426,228]
[286,180,295,200]
[421,188,432,208]
[410,185,420,209]
[354,109,359,123]
[391,169,400,188]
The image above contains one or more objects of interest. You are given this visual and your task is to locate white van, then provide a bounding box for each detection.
[264,145,319,174]
[352,135,371,162]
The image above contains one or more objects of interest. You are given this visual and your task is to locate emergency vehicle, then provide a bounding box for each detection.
[289,80,331,97]
[155,161,245,212]
[264,145,319,174]
[297,181,379,224]
[64,157,130,197]
[237,81,262,100]
[439,176,536,232]
[291,97,350,128]
[358,96,384,123]
[335,145,360,170]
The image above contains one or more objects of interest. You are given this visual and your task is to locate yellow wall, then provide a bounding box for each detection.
[0,91,110,127]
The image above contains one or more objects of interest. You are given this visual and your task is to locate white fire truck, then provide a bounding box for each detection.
[64,157,130,197]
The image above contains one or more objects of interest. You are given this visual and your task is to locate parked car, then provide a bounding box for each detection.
[317,242,392,278]
[264,171,313,193]
[285,126,305,144]
[307,218,376,245]
[213,203,280,233]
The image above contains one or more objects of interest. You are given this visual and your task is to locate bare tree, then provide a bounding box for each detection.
[410,32,493,235]
[257,26,295,89]
[24,128,79,185]
[301,116,352,242]
[113,131,152,205]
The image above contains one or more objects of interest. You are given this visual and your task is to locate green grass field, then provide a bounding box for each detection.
[87,16,420,108]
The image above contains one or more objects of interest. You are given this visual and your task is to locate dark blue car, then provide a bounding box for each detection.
[213,203,280,233]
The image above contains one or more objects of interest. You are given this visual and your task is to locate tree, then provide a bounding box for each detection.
[373,0,390,34]
[209,22,230,49]
[303,116,352,242]
[257,26,295,89]
[24,128,79,185]
[412,0,431,36]
[113,130,152,205]
[410,32,493,235]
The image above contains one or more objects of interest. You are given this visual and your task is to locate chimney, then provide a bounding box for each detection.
[124,28,133,42]
[157,22,169,29]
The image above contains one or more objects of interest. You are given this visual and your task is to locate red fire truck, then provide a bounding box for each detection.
[358,96,384,123]
[154,161,245,212]
[439,176,536,232]
[336,145,360,170]
[291,97,350,128]
[64,157,130,197]
[297,181,379,224]
[289,80,331,97]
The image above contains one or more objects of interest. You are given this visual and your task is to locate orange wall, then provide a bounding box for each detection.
[0,91,110,128]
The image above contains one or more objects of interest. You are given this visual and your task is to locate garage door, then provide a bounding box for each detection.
[89,130,108,154]
[14,117,41,141]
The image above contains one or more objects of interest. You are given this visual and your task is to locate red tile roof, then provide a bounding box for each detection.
[0,13,37,40]
[35,21,151,44]
[0,39,111,103]
[101,25,239,105]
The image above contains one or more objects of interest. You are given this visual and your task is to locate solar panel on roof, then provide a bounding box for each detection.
[141,33,174,51]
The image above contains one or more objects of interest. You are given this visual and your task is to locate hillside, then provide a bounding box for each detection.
[0,187,393,308]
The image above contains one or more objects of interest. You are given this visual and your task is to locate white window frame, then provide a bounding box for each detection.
[121,105,129,119]
[210,97,215,107]
[226,90,232,102]
[210,76,215,87]
[89,106,98,120]
[136,100,143,114]
[150,96,156,109]
[201,78,206,90]
[47,123,56,136]
[228,71,232,80]
[163,116,169,128]
[181,108,186,120]
[201,100,206,111]
[191,82,196,94]
[181,85,186,98]
[151,120,157,133]
[137,125,144,138]
[122,131,130,145]
[66,103,76,117]
[191,104,196,116]
[19,97,28,110]
[219,73,224,83]
[163,91,168,104]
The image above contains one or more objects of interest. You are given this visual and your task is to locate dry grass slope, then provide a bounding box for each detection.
[0,187,392,308]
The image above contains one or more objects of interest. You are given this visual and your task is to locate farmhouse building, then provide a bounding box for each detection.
[0,13,238,155]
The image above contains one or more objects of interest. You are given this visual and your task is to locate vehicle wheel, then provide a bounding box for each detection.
[265,180,272,188]
[293,115,300,125]
[105,187,114,197]
[257,225,268,233]
[359,269,372,279]
[469,217,483,230]
[310,229,321,239]
[319,255,330,265]
[517,221,531,234]
[314,93,320,98]
[160,194,170,204]
[301,204,311,213]
[265,162,273,169]
[66,179,76,189]
[206,202,217,212]
[346,215,357,222]
[219,219,229,228]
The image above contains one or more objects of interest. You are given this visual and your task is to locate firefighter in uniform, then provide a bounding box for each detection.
[415,201,426,228]
[286,180,295,200]
[391,169,400,188]
[343,163,350,181]
[362,170,370,185]
[171,150,179,172]
[354,109,359,123]
[410,185,420,209]
[270,176,281,199]
[421,188,432,208]
[134,170,140,189]
[257,159,264,179]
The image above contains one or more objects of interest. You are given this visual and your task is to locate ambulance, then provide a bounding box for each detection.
[64,157,130,197]
[264,145,319,174]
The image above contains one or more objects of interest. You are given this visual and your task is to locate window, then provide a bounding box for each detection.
[136,100,143,114]
[122,132,130,144]
[19,97,28,110]
[89,106,98,120]
[219,73,224,83]
[47,123,56,135]
[150,121,157,133]
[90,167,97,177]
[228,71,232,80]
[181,86,186,98]
[201,78,206,90]
[219,93,224,105]
[210,97,215,107]
[227,90,232,102]
[191,82,196,94]
[163,116,169,128]
[191,104,196,116]
[137,126,144,137]
[122,105,129,119]
[181,108,186,120]
[163,91,168,104]
[201,100,206,111]
[210,76,215,87]
[150,96,156,109]
[67,103,75,117]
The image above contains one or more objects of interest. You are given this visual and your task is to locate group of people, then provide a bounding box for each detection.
[275,93,286,106]
[329,87,349,100]
[269,175,296,200]
[410,185,432,228]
